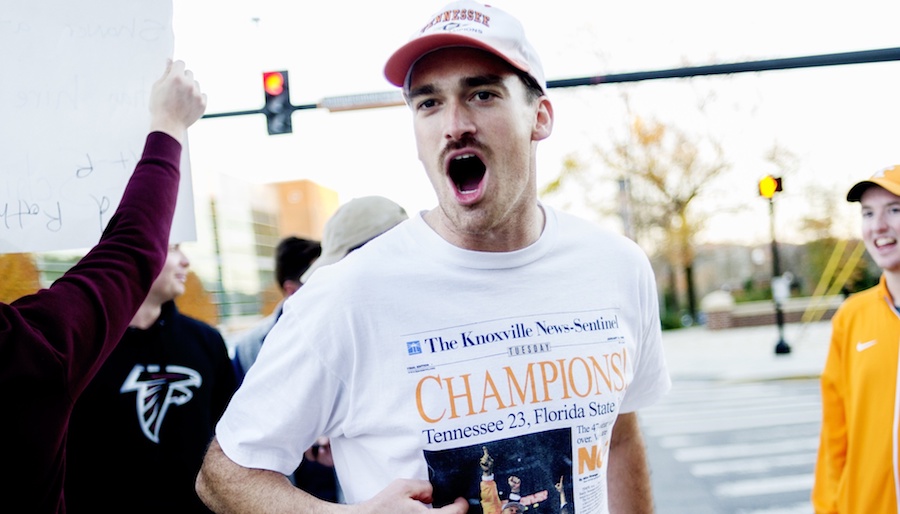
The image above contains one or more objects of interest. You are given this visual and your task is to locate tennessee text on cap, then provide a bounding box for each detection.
[384,0,546,94]
[300,196,408,283]
[847,164,900,202]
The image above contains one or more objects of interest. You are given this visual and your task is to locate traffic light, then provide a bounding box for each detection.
[262,70,293,135]
[758,175,783,199]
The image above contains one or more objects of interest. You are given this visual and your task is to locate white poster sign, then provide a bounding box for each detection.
[0,0,195,254]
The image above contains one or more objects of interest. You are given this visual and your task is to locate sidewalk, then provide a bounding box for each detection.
[661,320,832,382]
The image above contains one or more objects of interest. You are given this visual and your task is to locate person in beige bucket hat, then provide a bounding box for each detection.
[300,196,409,283]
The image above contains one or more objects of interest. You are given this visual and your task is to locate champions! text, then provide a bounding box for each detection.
[415,349,627,423]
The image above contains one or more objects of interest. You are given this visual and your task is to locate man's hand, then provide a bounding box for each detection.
[508,475,521,493]
[149,59,207,143]
[357,479,468,514]
[198,437,468,513]
[480,446,494,475]
[303,436,334,467]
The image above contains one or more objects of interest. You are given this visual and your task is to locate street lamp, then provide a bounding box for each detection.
[758,175,791,354]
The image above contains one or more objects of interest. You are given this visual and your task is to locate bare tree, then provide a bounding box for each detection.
[542,115,730,322]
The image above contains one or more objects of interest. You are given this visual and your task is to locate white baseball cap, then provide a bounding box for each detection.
[300,196,408,283]
[384,0,546,94]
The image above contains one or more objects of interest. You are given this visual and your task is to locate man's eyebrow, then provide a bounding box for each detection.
[408,74,508,99]
[407,84,437,99]
[464,74,506,89]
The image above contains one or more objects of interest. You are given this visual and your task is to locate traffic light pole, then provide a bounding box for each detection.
[545,47,900,88]
[202,47,900,122]
[768,197,791,355]
[202,103,318,119]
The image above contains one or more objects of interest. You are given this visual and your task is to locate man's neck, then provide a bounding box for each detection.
[130,300,164,330]
[424,202,545,252]
[884,271,900,308]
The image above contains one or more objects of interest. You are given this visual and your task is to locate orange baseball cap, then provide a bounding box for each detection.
[847,165,900,202]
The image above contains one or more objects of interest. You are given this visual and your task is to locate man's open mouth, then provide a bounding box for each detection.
[449,154,486,194]
[875,236,897,248]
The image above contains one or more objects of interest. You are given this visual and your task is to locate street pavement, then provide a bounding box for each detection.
[642,379,821,514]
[661,320,832,382]
[644,320,832,513]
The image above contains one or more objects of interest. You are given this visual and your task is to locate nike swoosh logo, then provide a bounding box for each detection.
[857,340,878,352]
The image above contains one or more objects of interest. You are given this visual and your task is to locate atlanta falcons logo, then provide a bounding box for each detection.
[120,364,202,443]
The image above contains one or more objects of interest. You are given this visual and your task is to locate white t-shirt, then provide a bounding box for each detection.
[216,206,670,512]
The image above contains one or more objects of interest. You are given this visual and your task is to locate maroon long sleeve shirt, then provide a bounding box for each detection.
[0,132,181,512]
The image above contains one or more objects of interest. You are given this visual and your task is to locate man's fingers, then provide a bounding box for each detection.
[435,496,469,513]
[169,59,186,76]
[398,478,435,502]
[159,58,172,78]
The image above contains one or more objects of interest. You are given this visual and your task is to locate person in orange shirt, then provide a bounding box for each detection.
[814,164,900,513]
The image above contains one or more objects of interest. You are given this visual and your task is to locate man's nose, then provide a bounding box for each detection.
[444,102,476,142]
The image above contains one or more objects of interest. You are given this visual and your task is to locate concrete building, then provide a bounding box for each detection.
[181,174,338,333]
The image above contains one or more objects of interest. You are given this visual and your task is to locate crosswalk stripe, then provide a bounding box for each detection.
[642,379,821,510]
[736,502,813,514]
[672,437,818,462]
[691,452,818,477]
[642,408,820,436]
[641,401,822,424]
[715,473,814,497]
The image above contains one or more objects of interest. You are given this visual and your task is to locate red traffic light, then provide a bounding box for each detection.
[758,175,783,199]
[263,71,285,96]
[262,70,292,135]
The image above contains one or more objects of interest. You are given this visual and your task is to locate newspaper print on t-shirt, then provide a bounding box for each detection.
[405,307,630,513]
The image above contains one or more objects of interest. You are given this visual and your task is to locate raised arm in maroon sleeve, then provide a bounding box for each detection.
[0,133,180,512]
[0,60,206,513]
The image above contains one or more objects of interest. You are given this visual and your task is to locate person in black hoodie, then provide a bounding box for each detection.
[66,244,236,513]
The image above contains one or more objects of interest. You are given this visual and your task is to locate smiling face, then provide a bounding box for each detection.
[407,47,553,251]
[860,186,900,274]
[148,244,190,303]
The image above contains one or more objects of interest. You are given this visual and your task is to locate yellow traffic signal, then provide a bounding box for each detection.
[758,175,783,199]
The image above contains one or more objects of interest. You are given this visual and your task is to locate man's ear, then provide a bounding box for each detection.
[282,279,301,297]
[532,97,553,142]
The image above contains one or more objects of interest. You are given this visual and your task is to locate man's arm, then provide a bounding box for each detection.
[196,437,470,514]
[68,60,205,387]
[811,325,847,513]
[196,438,328,513]
[607,412,654,514]
[476,447,501,514]
[3,60,207,392]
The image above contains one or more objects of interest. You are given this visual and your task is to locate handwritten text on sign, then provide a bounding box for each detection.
[0,1,195,254]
